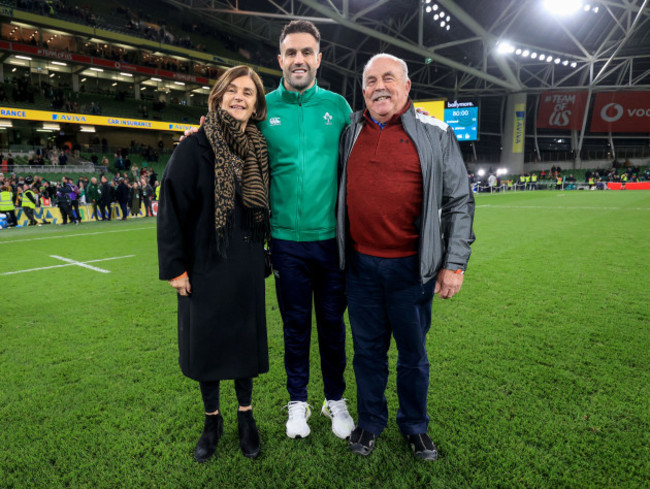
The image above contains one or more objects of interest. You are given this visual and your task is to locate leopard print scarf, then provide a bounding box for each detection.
[203,108,269,256]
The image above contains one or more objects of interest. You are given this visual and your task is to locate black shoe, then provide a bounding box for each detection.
[404,433,438,461]
[237,410,260,459]
[194,413,223,463]
[349,427,377,456]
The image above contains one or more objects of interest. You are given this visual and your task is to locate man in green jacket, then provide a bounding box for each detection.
[257,20,354,441]
[86,176,102,221]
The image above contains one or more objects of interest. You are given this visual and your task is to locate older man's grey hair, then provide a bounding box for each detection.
[362,53,410,90]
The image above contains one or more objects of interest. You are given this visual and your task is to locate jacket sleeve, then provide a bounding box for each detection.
[439,127,475,269]
[157,139,199,280]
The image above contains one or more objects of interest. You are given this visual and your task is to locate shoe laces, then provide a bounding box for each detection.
[326,398,350,418]
[285,401,310,420]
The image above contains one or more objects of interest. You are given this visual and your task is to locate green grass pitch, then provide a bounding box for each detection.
[1,190,648,488]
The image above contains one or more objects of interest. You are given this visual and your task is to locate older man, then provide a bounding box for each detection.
[337,54,475,460]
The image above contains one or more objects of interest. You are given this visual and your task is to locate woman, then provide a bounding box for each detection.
[129,181,142,216]
[157,65,269,462]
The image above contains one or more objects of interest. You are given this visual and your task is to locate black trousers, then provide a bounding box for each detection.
[199,378,253,413]
[70,200,80,222]
[58,202,75,224]
[23,207,37,225]
[98,202,111,220]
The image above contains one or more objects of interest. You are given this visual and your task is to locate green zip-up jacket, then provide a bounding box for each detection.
[259,80,351,241]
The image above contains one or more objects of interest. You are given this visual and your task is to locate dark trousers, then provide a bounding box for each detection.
[98,202,111,220]
[70,200,80,222]
[91,201,102,220]
[119,202,128,219]
[23,207,37,225]
[143,197,153,216]
[346,250,435,436]
[271,238,347,402]
[58,202,75,224]
[199,378,253,413]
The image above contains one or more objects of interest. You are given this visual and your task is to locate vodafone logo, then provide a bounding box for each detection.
[601,103,624,122]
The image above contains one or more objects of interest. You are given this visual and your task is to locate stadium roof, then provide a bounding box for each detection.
[161,0,650,102]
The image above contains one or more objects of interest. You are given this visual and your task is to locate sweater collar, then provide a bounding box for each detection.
[363,100,412,129]
[279,78,319,104]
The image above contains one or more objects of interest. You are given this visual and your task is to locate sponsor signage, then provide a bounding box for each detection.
[444,100,478,141]
[0,108,198,132]
[537,91,588,130]
[512,103,526,153]
[413,99,479,141]
[591,92,650,133]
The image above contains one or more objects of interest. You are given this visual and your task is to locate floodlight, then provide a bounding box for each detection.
[516,48,522,55]
[439,10,445,16]
[531,52,538,59]
[478,169,486,177]
[546,56,553,62]
[593,6,599,12]
[433,4,438,10]
[584,4,590,10]
[426,6,431,13]
[523,50,530,57]
[446,24,450,30]
[425,0,431,3]
[539,54,546,60]
[554,58,561,63]
[434,14,439,20]
[570,61,577,67]
[446,15,450,21]
[543,0,583,16]
[562,60,569,66]
[497,41,514,54]
[440,21,446,27]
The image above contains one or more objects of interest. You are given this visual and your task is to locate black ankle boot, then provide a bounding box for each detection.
[237,410,260,459]
[194,413,223,463]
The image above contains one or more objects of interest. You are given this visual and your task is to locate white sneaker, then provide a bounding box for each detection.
[284,401,312,439]
[321,399,355,439]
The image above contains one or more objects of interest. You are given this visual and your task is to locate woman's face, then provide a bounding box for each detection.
[220,75,257,126]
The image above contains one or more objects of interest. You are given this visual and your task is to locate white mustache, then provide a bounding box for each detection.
[372,90,391,101]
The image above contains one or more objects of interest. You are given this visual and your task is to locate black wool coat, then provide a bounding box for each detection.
[157,128,269,381]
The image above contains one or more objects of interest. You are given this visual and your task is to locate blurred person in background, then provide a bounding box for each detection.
[0,184,17,227]
[86,177,102,220]
[129,181,142,216]
[56,178,76,225]
[157,65,270,462]
[141,177,154,217]
[98,175,112,221]
[115,177,130,220]
[21,176,39,226]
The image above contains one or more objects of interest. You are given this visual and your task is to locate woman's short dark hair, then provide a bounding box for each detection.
[208,65,267,122]
[279,20,321,53]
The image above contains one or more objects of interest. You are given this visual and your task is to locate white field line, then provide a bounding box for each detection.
[0,255,136,276]
[50,255,111,273]
[476,204,649,211]
[0,226,155,245]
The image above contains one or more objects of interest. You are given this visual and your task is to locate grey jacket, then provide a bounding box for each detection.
[336,104,475,284]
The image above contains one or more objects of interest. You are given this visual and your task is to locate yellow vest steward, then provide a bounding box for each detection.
[0,190,15,211]
[22,189,36,209]
[155,186,160,200]
[531,175,538,182]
